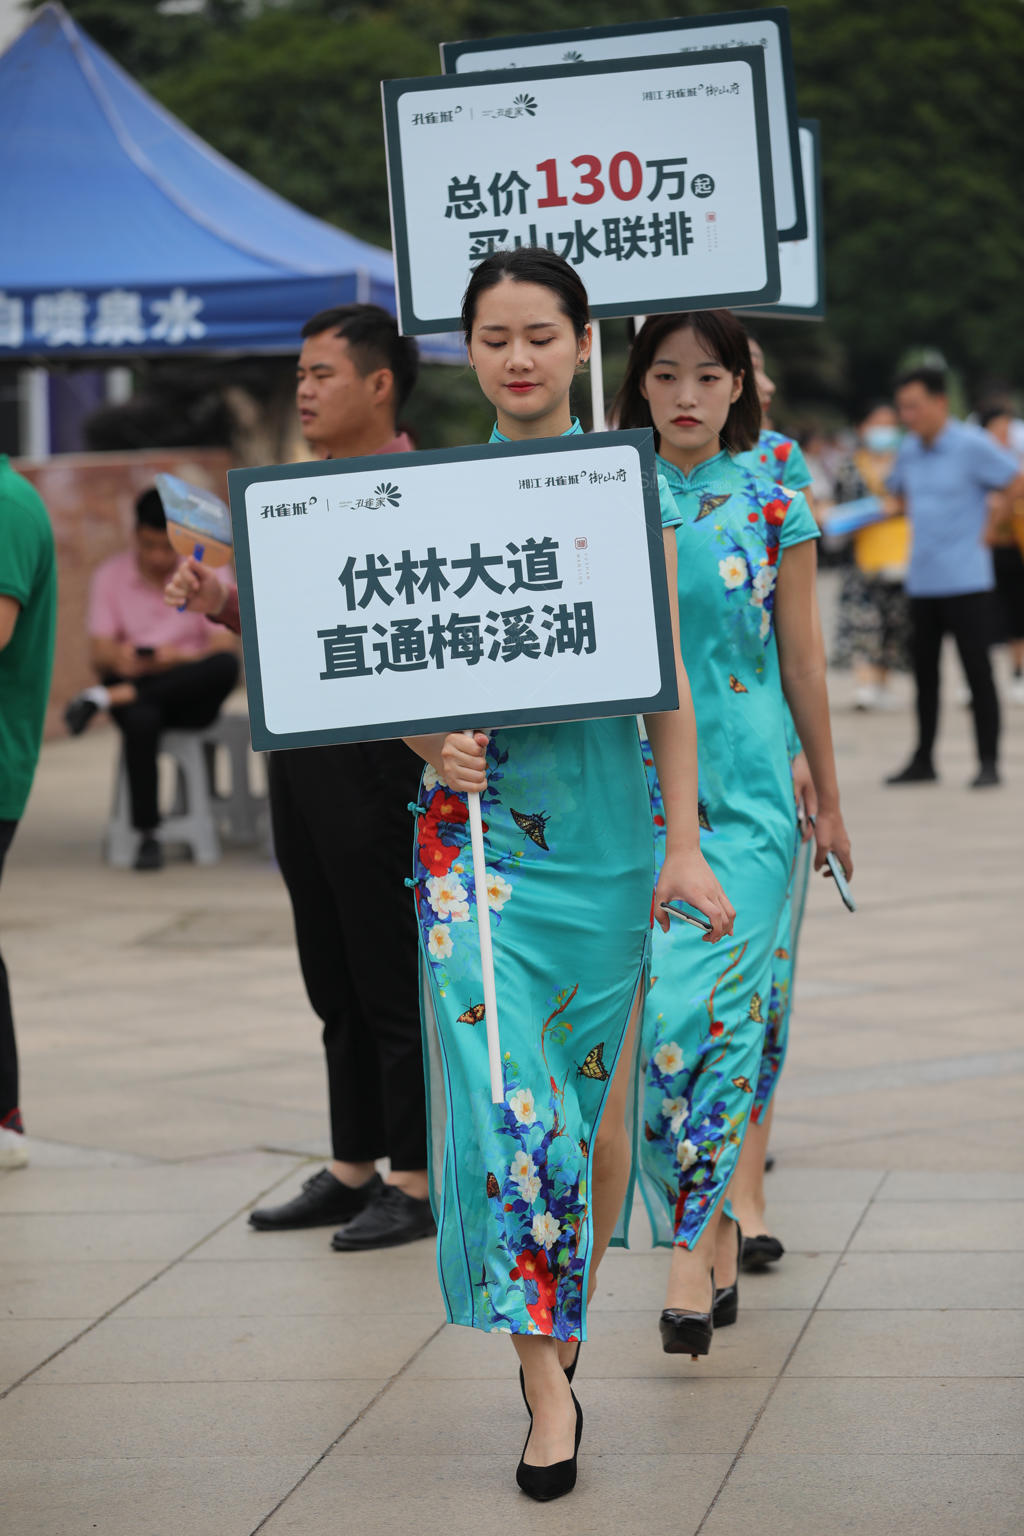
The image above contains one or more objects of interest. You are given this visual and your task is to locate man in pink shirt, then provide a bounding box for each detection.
[65,488,239,869]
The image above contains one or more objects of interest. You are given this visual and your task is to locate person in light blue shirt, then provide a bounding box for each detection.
[884,366,1023,788]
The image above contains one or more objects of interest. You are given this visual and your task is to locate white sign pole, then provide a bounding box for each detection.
[589,319,606,432]
[463,730,504,1104]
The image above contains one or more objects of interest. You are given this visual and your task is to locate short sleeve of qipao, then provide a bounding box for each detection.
[778,489,820,551]
[658,474,684,530]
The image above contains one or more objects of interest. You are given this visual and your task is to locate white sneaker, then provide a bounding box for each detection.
[853,684,881,711]
[1009,677,1024,706]
[0,1127,28,1169]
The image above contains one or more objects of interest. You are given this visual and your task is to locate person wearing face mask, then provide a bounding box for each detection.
[832,405,910,709]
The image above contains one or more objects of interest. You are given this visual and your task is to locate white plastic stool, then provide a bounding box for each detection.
[104,714,266,868]
[200,712,267,846]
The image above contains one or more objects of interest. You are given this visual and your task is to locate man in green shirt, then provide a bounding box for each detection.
[0,456,57,1169]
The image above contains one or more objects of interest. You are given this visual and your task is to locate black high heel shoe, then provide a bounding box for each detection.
[659,1269,715,1358]
[519,1341,581,1409]
[713,1220,742,1329]
[741,1232,785,1271]
[516,1390,583,1502]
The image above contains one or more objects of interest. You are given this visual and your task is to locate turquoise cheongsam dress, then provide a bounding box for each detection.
[638,450,819,1249]
[411,420,682,1339]
[734,428,817,1117]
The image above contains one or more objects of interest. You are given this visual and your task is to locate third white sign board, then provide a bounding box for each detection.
[441,8,805,242]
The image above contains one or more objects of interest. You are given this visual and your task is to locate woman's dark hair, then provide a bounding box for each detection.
[461,247,590,340]
[613,311,761,455]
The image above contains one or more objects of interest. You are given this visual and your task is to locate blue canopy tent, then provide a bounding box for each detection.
[0,4,458,361]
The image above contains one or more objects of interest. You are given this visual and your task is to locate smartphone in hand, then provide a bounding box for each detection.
[660,900,713,932]
[808,816,855,912]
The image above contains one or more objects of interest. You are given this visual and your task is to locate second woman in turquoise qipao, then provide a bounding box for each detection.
[615,311,853,1352]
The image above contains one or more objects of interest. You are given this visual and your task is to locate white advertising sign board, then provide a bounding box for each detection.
[382,51,779,335]
[227,432,678,751]
[441,8,805,242]
[739,121,824,319]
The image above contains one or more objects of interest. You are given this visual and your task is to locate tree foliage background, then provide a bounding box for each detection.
[27,0,1024,440]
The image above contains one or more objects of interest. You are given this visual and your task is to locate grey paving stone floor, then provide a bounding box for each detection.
[2,630,1023,1534]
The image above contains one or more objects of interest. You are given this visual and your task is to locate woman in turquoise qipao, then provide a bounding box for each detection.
[615,310,853,1352]
[730,348,820,1264]
[403,251,733,1499]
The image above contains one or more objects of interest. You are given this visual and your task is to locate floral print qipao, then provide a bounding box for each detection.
[639,451,818,1249]
[413,421,675,1338]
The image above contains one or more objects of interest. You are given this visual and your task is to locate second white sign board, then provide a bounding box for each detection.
[382,51,780,335]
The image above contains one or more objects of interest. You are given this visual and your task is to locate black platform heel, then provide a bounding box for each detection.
[659,1270,715,1358]
[516,1391,583,1502]
[713,1220,743,1329]
[519,1341,581,1409]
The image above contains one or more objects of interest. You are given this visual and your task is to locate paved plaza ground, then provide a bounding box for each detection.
[2,638,1023,1535]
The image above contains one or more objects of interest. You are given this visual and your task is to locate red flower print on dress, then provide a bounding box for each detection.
[773,441,792,463]
[516,1248,559,1334]
[417,788,470,878]
[431,792,469,829]
[762,498,789,528]
[418,828,461,877]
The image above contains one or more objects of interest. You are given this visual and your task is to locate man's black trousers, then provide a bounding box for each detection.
[108,653,240,831]
[269,741,427,1172]
[909,590,1000,767]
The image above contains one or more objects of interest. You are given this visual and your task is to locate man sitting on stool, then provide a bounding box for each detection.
[65,487,239,869]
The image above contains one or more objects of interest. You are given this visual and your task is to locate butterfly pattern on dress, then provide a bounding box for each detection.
[458,1003,486,1025]
[577,1043,610,1081]
[511,808,551,850]
[694,491,731,522]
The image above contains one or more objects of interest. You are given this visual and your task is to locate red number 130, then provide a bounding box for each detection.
[536,153,643,208]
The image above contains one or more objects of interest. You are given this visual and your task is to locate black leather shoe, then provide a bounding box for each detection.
[969,762,1000,788]
[885,758,937,785]
[134,834,164,872]
[741,1233,785,1270]
[249,1169,381,1231]
[660,1271,715,1357]
[516,1391,583,1502]
[713,1220,742,1329]
[64,695,99,736]
[330,1181,436,1251]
